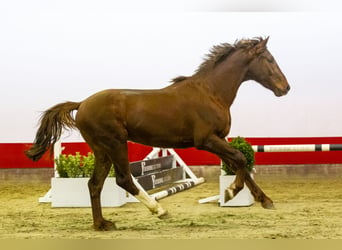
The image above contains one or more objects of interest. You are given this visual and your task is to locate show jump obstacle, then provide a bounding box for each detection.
[129,147,205,202]
[39,141,204,207]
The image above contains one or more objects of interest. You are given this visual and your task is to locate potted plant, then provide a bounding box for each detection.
[220,137,255,207]
[51,152,126,207]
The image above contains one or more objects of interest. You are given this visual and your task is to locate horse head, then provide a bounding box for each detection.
[245,37,290,97]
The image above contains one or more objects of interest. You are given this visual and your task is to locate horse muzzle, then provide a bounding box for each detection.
[274,84,290,97]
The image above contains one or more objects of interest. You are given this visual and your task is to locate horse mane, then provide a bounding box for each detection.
[196,37,263,74]
[171,76,189,84]
[170,37,264,83]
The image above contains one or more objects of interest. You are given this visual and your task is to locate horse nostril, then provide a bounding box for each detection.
[286,85,291,91]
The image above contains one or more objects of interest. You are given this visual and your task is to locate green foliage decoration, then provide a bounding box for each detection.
[55,152,115,178]
[222,136,255,175]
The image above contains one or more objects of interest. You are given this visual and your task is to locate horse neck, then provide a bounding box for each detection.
[205,56,250,106]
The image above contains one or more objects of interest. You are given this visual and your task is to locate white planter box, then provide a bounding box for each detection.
[219,175,254,207]
[51,177,127,208]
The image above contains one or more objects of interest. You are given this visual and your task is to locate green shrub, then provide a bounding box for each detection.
[221,137,255,175]
[55,152,115,178]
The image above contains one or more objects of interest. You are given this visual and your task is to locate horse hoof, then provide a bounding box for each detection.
[262,201,276,210]
[224,188,234,203]
[157,210,169,219]
[151,204,168,218]
[154,206,168,219]
[94,220,116,231]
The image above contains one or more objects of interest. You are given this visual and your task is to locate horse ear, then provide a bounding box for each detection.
[251,37,269,55]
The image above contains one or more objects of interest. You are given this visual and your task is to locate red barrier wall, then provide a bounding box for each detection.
[0,143,54,169]
[1,137,342,168]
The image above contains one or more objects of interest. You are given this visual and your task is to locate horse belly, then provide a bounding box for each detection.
[126,116,194,148]
[124,90,197,148]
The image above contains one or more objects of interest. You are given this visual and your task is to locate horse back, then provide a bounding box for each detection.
[77,87,230,148]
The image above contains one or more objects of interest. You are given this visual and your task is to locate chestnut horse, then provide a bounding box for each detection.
[25,37,290,231]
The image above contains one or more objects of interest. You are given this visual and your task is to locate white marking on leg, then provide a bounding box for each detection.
[224,182,237,203]
[224,188,234,203]
[135,190,168,218]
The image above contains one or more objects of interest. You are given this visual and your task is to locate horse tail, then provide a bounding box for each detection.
[25,101,81,161]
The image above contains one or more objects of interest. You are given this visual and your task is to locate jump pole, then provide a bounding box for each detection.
[151,178,205,200]
[252,144,342,152]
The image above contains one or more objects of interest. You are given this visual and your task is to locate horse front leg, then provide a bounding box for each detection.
[198,135,274,208]
[245,174,275,209]
[197,135,248,202]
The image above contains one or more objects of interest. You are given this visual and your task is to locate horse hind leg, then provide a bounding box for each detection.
[133,186,168,218]
[109,142,168,218]
[88,150,115,231]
